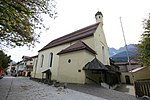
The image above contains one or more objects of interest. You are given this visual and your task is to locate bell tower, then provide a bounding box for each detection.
[95,11,103,25]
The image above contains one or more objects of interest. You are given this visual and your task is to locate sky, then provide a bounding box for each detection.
[4,0,150,62]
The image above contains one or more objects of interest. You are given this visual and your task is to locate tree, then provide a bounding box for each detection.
[0,50,11,70]
[138,16,150,66]
[0,0,57,48]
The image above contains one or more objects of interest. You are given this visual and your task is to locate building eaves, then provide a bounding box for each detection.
[39,22,100,52]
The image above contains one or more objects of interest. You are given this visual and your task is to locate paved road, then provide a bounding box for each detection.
[0,76,106,100]
[115,84,135,96]
[0,76,140,100]
[67,84,140,100]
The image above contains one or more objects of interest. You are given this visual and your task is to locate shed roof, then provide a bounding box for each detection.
[39,22,100,52]
[42,69,51,74]
[129,67,145,73]
[83,58,108,71]
[106,65,120,73]
[57,41,96,55]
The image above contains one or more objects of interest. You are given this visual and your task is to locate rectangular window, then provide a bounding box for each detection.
[102,46,105,64]
[49,53,53,67]
[41,55,44,67]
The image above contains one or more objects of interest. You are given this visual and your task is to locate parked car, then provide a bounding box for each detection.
[0,74,4,79]
[11,73,17,77]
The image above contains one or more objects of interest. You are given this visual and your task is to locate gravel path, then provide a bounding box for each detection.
[0,76,106,100]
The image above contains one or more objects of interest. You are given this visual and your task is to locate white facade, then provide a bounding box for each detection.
[58,50,95,84]
[33,11,110,84]
[32,56,38,78]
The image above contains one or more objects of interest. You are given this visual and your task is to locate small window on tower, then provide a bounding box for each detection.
[99,16,101,18]
[68,59,71,63]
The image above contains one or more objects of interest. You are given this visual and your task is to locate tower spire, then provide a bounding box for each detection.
[95,11,103,25]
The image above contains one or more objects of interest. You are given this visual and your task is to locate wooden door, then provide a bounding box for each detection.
[125,75,131,84]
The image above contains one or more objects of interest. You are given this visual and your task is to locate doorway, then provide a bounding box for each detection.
[125,75,131,84]
[42,69,52,80]
[46,72,51,80]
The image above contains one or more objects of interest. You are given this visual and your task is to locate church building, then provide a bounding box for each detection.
[32,11,120,88]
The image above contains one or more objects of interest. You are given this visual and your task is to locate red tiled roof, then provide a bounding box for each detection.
[57,40,96,55]
[31,55,38,58]
[22,56,32,60]
[39,22,100,52]
[114,61,138,65]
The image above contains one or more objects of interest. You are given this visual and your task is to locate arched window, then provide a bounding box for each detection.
[41,55,44,67]
[102,46,105,64]
[49,52,53,67]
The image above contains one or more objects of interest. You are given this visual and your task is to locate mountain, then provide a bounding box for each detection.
[117,44,136,53]
[109,44,140,62]
[9,61,16,65]
[109,47,117,57]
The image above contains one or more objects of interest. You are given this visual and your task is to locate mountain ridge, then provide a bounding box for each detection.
[109,44,140,62]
